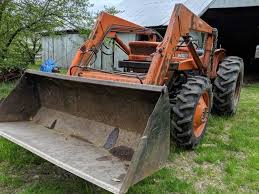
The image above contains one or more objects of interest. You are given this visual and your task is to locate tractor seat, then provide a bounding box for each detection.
[129,41,160,56]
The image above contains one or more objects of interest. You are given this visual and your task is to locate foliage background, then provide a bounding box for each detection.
[0,0,118,72]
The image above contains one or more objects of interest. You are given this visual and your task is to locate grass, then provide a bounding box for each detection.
[0,80,258,194]
[0,82,16,99]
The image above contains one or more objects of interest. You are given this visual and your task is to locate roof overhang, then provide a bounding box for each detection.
[210,0,259,8]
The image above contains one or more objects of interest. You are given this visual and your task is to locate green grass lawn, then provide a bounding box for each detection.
[0,80,258,194]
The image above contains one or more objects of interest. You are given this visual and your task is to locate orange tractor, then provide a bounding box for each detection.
[0,4,243,194]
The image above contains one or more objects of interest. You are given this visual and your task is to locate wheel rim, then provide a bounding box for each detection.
[193,92,209,138]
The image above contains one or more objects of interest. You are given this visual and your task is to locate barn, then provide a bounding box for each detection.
[203,0,259,76]
[118,0,259,75]
[41,0,259,77]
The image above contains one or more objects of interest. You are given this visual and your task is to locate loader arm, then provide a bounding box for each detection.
[69,12,156,76]
[144,4,215,85]
[69,4,217,86]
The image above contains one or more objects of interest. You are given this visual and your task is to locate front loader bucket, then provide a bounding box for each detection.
[0,70,170,194]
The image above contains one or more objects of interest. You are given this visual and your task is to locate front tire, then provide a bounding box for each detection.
[171,76,212,149]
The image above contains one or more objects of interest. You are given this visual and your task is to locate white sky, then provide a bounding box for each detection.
[89,0,123,11]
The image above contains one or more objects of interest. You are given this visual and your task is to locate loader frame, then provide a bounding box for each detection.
[69,4,225,85]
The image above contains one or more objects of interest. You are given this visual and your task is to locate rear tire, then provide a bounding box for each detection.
[212,56,244,115]
[171,76,212,149]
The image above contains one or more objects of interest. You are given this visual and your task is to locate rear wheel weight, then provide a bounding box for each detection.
[212,56,244,115]
[171,76,212,149]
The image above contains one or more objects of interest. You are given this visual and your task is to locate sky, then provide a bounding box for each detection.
[89,0,123,11]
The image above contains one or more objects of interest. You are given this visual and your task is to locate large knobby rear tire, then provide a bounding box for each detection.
[171,76,212,149]
[213,56,244,115]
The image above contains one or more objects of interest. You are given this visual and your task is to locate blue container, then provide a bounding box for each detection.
[40,59,57,73]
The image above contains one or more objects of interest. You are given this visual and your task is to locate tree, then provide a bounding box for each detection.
[0,0,94,71]
[79,5,121,39]
[103,5,121,15]
[0,1,119,71]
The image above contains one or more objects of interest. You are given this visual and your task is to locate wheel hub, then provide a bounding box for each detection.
[193,92,209,138]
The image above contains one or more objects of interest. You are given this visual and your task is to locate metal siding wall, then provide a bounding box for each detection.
[115,33,136,70]
[41,34,84,68]
[41,37,47,63]
[210,0,259,8]
[93,33,136,71]
[65,34,84,69]
[41,33,136,70]
[41,36,55,61]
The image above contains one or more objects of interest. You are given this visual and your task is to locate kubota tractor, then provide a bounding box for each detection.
[0,4,243,194]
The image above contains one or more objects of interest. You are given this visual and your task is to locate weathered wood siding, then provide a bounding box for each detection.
[92,33,136,71]
[41,34,84,68]
[41,33,136,70]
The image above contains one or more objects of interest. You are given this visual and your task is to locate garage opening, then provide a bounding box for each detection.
[202,7,259,81]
